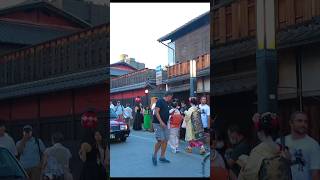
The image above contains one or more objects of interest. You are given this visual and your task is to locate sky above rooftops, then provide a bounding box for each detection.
[110,3,209,69]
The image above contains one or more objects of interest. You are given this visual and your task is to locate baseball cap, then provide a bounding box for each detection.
[23,125,32,131]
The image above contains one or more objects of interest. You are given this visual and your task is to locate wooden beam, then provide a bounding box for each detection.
[240,0,249,37]
[232,1,240,40]
[315,0,320,16]
[287,0,295,25]
[304,0,312,21]
[219,6,226,43]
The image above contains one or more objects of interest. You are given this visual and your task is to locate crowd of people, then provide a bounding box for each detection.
[110,91,211,166]
[0,115,109,180]
[211,111,320,180]
[110,100,154,131]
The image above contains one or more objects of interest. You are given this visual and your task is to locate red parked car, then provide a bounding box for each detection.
[110,109,130,142]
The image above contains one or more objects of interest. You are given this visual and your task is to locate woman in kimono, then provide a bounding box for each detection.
[238,112,291,180]
[133,103,143,130]
[143,106,152,131]
[183,97,206,155]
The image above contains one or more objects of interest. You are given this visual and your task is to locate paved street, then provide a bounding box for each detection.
[110,129,210,177]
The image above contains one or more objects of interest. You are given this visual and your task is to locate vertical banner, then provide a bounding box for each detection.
[155,65,162,86]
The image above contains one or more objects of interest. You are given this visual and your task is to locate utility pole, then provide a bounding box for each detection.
[190,59,197,97]
[256,0,278,113]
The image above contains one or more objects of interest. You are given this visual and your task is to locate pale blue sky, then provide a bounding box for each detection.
[110,3,209,69]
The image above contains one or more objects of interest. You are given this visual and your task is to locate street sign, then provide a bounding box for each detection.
[156,65,162,85]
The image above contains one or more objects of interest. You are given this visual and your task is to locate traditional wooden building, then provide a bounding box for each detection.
[211,0,320,141]
[0,1,91,55]
[0,0,109,26]
[0,2,109,142]
[158,11,210,102]
[110,68,157,107]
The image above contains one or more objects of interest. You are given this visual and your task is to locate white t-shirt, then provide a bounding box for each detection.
[123,107,133,119]
[151,103,156,115]
[276,135,320,180]
[0,133,17,156]
[199,104,210,128]
[110,104,115,111]
[44,143,72,176]
[114,105,124,116]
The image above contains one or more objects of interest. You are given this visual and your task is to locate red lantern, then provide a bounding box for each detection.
[81,111,98,129]
[135,97,141,103]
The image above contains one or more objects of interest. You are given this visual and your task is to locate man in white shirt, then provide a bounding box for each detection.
[277,111,320,180]
[114,101,124,119]
[123,103,133,127]
[42,132,72,180]
[0,119,17,157]
[199,96,210,132]
[110,101,115,111]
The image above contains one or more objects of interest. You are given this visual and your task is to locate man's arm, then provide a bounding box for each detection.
[16,140,26,155]
[41,151,48,171]
[155,107,166,128]
[39,139,46,153]
[79,143,89,162]
[9,137,18,157]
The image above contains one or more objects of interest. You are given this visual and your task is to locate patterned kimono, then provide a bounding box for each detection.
[184,105,204,147]
[238,142,280,180]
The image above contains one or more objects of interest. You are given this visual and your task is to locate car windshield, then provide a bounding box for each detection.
[110,109,117,119]
[0,148,25,178]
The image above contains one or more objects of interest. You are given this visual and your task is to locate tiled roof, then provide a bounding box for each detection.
[158,11,209,42]
[0,1,92,28]
[0,20,76,45]
[277,16,320,49]
[110,80,156,94]
[0,67,108,100]
[110,62,138,70]
[110,67,131,76]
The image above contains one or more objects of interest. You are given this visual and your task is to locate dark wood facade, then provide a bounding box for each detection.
[0,24,109,87]
[211,0,320,46]
[111,69,155,89]
[0,24,109,143]
[211,0,320,141]
[110,69,156,106]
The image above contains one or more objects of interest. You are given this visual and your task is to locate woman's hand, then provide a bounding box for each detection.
[280,148,292,161]
[252,113,260,123]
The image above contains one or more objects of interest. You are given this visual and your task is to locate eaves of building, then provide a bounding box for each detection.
[0,67,108,100]
[110,80,156,94]
[212,16,320,64]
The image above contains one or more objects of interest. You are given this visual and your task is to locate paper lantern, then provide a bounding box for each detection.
[81,111,98,129]
[135,97,141,103]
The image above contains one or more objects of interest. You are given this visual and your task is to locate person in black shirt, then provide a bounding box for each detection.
[152,91,173,166]
[226,124,251,179]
